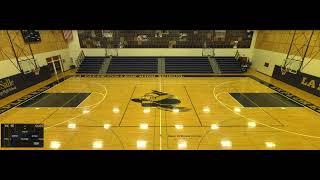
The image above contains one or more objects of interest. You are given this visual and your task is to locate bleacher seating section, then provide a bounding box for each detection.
[77,56,245,74]
[107,57,158,73]
[215,57,243,73]
[76,57,104,74]
[165,57,213,73]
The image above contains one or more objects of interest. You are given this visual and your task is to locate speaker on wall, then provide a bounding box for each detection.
[21,30,41,43]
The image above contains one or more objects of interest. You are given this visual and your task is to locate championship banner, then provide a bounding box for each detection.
[63,30,73,41]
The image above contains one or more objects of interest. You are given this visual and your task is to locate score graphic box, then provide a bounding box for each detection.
[1,124,44,148]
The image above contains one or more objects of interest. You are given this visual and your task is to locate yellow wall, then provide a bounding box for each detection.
[255,30,320,59]
[0,30,68,61]
[253,30,320,77]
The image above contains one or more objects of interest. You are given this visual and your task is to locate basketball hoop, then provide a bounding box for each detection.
[33,68,40,75]
[281,66,288,75]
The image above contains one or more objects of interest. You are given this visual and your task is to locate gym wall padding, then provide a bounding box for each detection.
[272,65,320,97]
[0,66,51,99]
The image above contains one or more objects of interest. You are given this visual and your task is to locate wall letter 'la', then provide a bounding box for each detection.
[301,77,308,86]
[307,80,316,88]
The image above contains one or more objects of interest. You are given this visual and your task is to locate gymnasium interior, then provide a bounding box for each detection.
[0,30,320,150]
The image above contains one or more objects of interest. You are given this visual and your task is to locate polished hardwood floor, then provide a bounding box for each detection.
[1,70,320,150]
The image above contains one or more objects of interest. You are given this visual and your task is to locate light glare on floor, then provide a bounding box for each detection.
[93,140,103,149]
[68,123,76,129]
[175,124,184,129]
[136,140,147,149]
[265,142,276,148]
[50,141,61,149]
[211,124,219,130]
[234,107,241,113]
[173,108,180,113]
[203,107,210,113]
[103,124,111,129]
[281,107,286,109]
[112,107,120,113]
[143,108,151,113]
[221,140,232,148]
[139,123,149,130]
[247,121,256,128]
[178,140,187,149]
[82,110,90,114]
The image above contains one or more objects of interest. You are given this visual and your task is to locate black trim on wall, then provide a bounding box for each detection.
[272,65,320,97]
[0,66,52,100]
[0,76,71,114]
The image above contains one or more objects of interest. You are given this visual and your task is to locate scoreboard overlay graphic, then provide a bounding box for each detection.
[1,124,44,148]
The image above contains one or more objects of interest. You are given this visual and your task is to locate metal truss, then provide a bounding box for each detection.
[283,30,314,73]
[6,30,39,73]
[300,31,320,71]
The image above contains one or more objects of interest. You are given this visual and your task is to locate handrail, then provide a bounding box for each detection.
[235,50,240,61]
[105,48,109,57]
[105,48,119,57]
[202,48,215,57]
[76,50,85,67]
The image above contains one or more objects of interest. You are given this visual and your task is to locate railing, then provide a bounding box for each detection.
[76,50,85,67]
[235,50,240,61]
[202,48,215,57]
[105,48,118,57]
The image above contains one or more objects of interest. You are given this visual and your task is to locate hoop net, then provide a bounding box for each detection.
[281,66,288,75]
[33,68,40,75]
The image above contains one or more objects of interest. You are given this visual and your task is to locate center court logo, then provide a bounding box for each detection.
[131,90,190,112]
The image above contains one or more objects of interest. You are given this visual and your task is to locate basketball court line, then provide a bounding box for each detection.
[75,92,103,108]
[0,76,71,115]
[213,80,320,139]
[1,76,318,135]
[40,92,84,124]
[43,82,108,130]
[2,74,317,114]
[21,93,58,107]
[268,93,293,107]
[118,86,136,126]
[183,86,202,126]
[238,93,285,126]
[24,81,107,127]
[216,92,244,108]
[3,73,318,147]
[1,75,318,130]
[249,75,320,114]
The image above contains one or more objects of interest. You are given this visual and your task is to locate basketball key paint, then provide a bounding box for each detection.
[301,77,320,91]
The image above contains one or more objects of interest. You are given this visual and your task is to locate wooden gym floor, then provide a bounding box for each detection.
[1,70,320,150]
